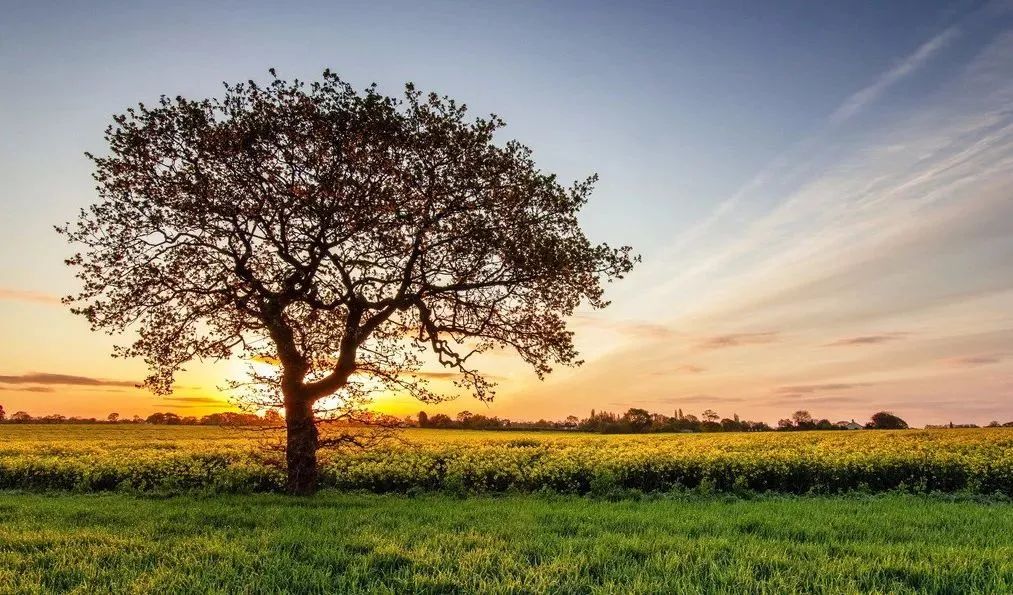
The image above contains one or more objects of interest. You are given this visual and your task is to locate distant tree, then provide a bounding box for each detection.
[868,411,908,430]
[456,411,474,424]
[417,411,429,428]
[987,420,1001,428]
[564,415,579,428]
[11,411,32,422]
[777,418,794,430]
[815,418,834,430]
[623,408,652,432]
[61,70,636,494]
[263,409,283,426]
[428,413,453,428]
[719,417,740,432]
[791,410,813,427]
[107,412,119,423]
[145,413,166,424]
[0,404,5,421]
[701,409,719,423]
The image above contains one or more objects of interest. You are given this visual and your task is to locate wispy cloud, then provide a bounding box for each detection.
[771,394,867,406]
[573,315,679,340]
[824,334,908,347]
[649,21,971,302]
[648,364,706,377]
[0,288,60,305]
[947,355,1002,367]
[674,364,705,374]
[0,372,138,387]
[655,394,745,405]
[775,383,872,394]
[697,332,779,350]
[162,396,228,404]
[829,26,960,124]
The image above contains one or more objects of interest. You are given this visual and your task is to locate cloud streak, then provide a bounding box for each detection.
[0,288,60,305]
[824,334,908,347]
[829,26,960,124]
[0,386,55,393]
[696,332,779,350]
[162,396,228,404]
[775,383,872,394]
[0,372,138,387]
[947,355,1002,367]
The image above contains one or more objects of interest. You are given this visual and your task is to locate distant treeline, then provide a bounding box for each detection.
[415,408,914,433]
[0,409,280,426]
[416,409,1013,433]
[3,403,1011,431]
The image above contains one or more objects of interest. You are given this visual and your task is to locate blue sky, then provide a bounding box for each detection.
[2,1,1012,424]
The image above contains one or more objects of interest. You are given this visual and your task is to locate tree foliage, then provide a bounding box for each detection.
[60,70,636,492]
[868,411,909,430]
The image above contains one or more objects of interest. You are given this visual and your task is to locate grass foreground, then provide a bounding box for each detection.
[2,491,1012,593]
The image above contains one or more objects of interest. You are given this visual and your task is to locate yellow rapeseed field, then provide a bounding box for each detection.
[2,425,1012,495]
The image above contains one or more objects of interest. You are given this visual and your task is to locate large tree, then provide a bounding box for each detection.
[61,70,636,494]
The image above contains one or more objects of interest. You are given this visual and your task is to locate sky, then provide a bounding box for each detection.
[2,0,1013,426]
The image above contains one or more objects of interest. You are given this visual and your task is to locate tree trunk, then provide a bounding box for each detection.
[285,398,318,495]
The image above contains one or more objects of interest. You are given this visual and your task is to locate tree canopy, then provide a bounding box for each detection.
[869,411,909,430]
[61,70,637,493]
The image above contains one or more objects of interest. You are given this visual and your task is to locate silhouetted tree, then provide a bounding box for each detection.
[701,409,719,423]
[428,413,453,428]
[0,404,5,421]
[623,408,652,432]
[791,410,814,429]
[868,411,908,430]
[61,70,636,494]
[107,412,119,423]
[11,411,31,422]
[417,411,429,428]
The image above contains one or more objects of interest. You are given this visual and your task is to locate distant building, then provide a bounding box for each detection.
[835,419,863,430]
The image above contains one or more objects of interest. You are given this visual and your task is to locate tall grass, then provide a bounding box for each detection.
[1,492,1011,593]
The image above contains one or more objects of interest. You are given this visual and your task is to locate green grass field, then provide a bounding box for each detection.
[2,492,1012,593]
